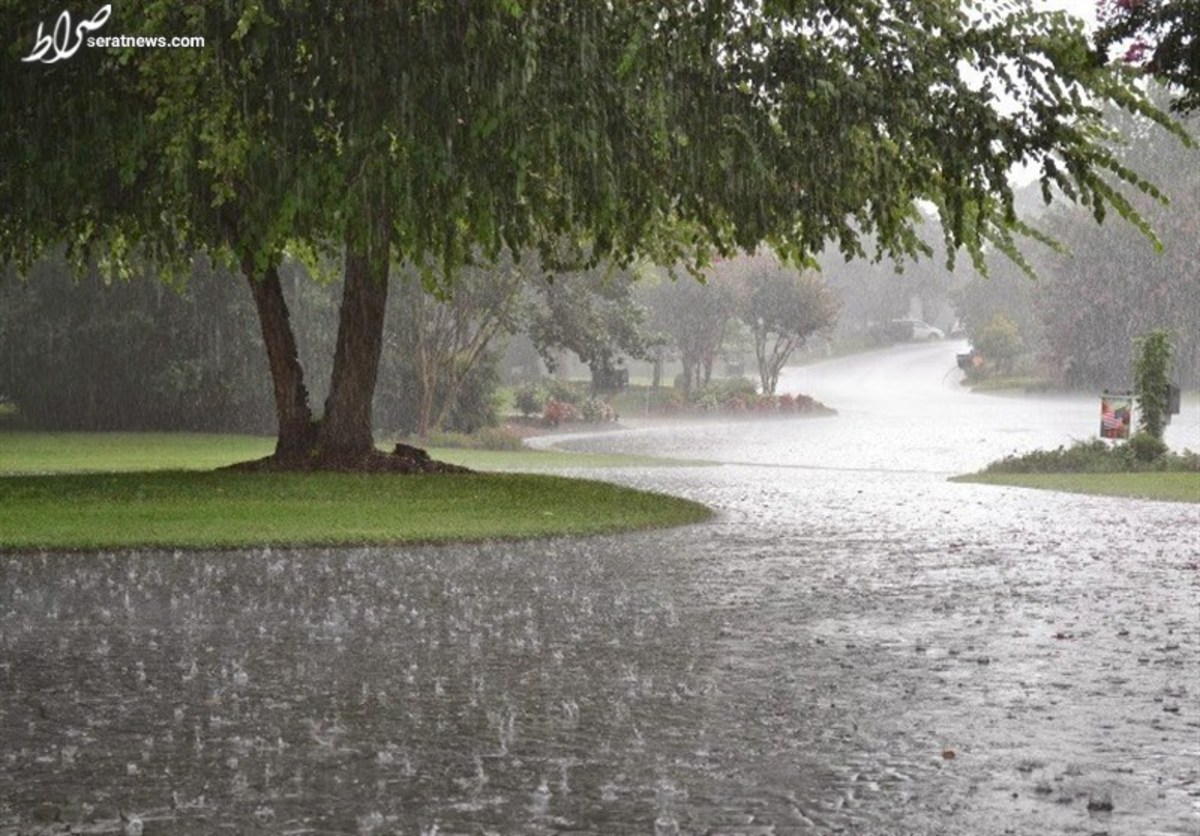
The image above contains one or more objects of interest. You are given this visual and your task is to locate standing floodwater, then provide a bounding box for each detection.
[3,342,1199,834]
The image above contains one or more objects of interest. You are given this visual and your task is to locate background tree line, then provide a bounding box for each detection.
[953,89,1199,389]
[0,250,839,433]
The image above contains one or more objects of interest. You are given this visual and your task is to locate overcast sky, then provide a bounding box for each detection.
[1043,0,1098,29]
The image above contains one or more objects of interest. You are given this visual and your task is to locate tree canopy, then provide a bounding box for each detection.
[643,268,739,396]
[1033,94,1199,387]
[527,265,649,385]
[1097,0,1200,113]
[0,1,1181,467]
[731,254,839,396]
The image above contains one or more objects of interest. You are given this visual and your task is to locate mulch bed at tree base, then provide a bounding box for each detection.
[222,443,472,474]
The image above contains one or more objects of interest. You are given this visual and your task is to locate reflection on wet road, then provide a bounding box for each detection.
[3,342,1198,834]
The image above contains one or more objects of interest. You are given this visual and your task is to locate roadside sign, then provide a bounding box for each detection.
[1100,392,1132,440]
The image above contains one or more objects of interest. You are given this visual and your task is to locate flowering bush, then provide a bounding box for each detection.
[579,397,617,423]
[541,396,616,426]
[542,399,582,427]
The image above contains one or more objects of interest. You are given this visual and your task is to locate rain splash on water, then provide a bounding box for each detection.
[3,341,1198,834]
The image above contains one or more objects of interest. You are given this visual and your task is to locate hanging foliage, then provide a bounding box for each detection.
[0,1,1185,468]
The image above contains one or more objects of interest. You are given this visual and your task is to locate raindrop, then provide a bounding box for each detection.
[530,779,552,820]
[121,812,143,836]
[654,814,681,836]
[561,698,580,726]
[654,779,681,835]
[357,810,386,834]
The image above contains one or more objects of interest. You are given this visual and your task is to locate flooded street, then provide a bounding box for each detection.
[3,342,1199,835]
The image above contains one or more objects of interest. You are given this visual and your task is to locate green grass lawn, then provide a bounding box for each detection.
[962,375,1055,393]
[0,431,708,474]
[953,471,1200,503]
[0,432,713,551]
[0,432,278,473]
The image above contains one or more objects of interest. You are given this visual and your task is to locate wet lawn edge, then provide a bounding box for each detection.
[950,471,1200,503]
[0,470,714,552]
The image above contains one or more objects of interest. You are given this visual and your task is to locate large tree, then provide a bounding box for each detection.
[527,264,650,388]
[732,254,840,395]
[643,269,739,397]
[0,1,1182,469]
[381,258,525,438]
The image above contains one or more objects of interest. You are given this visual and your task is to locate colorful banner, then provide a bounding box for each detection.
[1100,392,1132,440]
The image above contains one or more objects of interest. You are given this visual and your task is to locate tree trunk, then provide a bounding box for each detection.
[226,195,467,474]
[244,261,316,461]
[680,353,695,398]
[753,331,772,395]
[318,201,391,460]
[415,304,437,438]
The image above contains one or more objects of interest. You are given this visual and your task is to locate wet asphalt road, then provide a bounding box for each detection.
[2,341,1198,834]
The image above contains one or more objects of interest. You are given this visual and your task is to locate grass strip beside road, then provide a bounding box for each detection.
[953,471,1200,504]
[0,470,713,551]
[428,446,716,470]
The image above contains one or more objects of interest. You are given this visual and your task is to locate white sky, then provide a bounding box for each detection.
[1041,0,1098,30]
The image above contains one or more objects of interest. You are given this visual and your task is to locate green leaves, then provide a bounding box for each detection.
[1133,329,1174,442]
[1,0,1186,299]
[1095,0,1200,114]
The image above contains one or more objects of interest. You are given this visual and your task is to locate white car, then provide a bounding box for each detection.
[892,318,944,340]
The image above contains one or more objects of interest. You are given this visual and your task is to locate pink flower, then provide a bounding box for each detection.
[1125,41,1148,63]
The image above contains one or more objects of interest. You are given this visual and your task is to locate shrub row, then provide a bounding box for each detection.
[665,391,831,416]
[983,435,1200,474]
[514,380,620,427]
[520,376,834,423]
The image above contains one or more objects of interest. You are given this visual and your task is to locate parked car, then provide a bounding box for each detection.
[891,318,945,340]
